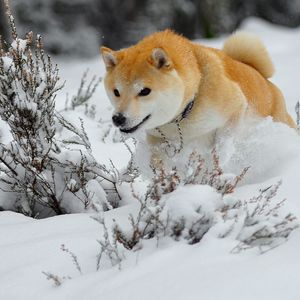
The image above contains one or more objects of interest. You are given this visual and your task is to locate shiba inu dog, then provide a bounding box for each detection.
[100,30,296,153]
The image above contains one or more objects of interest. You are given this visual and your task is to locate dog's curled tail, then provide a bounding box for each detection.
[223,31,274,78]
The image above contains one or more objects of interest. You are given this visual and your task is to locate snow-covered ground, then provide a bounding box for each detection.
[1,18,300,300]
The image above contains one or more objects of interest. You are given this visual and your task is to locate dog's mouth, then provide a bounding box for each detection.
[120,114,151,134]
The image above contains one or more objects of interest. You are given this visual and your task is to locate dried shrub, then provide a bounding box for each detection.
[185,149,250,195]
[64,69,101,117]
[0,4,120,217]
[225,181,298,253]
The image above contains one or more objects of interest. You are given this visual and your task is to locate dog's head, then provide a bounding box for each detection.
[100,46,185,134]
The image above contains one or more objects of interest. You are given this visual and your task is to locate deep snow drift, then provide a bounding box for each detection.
[1,18,300,300]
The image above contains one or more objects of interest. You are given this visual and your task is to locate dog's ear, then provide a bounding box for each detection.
[100,47,118,70]
[150,48,172,69]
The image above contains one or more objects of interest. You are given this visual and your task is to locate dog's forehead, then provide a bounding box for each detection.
[114,77,144,93]
[119,56,149,77]
[114,58,151,91]
[109,48,170,92]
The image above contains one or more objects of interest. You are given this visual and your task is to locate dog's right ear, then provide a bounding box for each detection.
[100,47,118,70]
[150,48,172,69]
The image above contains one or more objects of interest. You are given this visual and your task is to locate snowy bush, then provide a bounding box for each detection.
[224,181,298,253]
[64,69,100,117]
[94,150,298,269]
[109,150,249,249]
[0,8,120,217]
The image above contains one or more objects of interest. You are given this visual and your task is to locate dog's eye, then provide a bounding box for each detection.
[138,88,151,97]
[113,89,120,97]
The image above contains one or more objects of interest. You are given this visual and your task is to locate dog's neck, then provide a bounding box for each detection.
[147,94,196,141]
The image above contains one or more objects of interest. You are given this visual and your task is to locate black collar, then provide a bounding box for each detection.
[173,98,195,123]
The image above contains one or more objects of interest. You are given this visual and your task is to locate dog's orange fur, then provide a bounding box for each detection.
[101,30,296,147]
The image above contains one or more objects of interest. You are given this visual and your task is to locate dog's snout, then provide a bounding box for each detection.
[112,113,126,127]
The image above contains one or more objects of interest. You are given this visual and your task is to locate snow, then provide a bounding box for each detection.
[1,56,14,71]
[1,17,300,299]
[11,38,27,52]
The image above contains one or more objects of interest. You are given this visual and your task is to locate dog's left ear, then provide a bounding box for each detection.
[100,46,118,70]
[150,48,172,69]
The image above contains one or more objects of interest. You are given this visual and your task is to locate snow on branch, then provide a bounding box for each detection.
[0,4,120,217]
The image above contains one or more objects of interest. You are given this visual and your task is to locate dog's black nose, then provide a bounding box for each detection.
[112,113,126,127]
